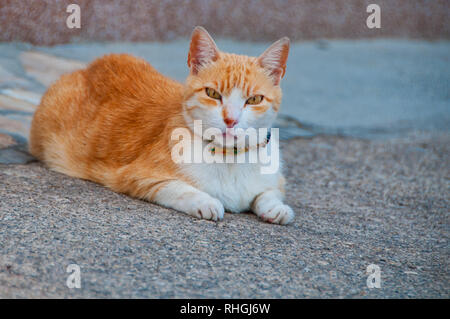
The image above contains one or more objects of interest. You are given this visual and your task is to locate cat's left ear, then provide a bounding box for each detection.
[258,37,290,85]
[187,26,220,75]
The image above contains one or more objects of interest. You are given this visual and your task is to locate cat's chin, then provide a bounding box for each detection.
[205,135,260,150]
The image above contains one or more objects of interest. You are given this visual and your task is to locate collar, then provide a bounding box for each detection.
[209,131,271,155]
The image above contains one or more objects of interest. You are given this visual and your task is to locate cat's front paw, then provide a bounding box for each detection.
[185,194,225,221]
[259,204,295,225]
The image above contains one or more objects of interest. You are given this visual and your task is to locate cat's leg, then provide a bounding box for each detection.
[251,189,294,225]
[146,180,225,221]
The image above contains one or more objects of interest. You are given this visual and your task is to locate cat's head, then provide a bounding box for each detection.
[183,26,289,146]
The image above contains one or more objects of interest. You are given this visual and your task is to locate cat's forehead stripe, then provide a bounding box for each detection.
[217,66,255,96]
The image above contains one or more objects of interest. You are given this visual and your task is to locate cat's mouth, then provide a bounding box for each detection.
[222,131,237,139]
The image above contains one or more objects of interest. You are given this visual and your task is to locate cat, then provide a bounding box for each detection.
[29,26,294,225]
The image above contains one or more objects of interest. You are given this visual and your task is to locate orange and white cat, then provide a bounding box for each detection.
[29,26,294,224]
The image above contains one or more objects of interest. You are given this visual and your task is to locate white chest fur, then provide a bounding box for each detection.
[179,140,282,213]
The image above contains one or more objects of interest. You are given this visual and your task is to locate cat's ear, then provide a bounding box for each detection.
[257,37,290,85]
[187,26,220,74]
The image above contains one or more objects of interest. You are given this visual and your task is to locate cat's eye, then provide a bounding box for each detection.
[205,88,222,100]
[246,95,264,105]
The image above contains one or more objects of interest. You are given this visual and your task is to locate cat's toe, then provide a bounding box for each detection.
[189,197,224,221]
[260,204,294,225]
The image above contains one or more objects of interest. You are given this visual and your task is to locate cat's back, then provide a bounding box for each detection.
[84,54,183,106]
[30,54,183,177]
[32,53,182,130]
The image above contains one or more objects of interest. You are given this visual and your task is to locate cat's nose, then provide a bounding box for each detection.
[224,117,238,128]
[222,106,240,127]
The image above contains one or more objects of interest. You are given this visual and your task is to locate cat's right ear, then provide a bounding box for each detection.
[187,26,220,75]
[258,37,290,85]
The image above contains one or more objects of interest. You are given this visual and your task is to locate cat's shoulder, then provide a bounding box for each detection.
[82,53,182,98]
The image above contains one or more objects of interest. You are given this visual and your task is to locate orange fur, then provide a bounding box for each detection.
[29,26,292,223]
[185,53,282,111]
[30,54,191,201]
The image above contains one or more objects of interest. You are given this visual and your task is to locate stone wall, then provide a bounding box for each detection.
[0,0,449,44]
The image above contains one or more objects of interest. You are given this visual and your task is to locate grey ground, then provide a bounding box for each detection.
[1,133,448,298]
[0,40,448,298]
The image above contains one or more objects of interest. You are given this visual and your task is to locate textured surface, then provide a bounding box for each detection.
[0,0,449,45]
[0,38,448,298]
[0,134,449,298]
